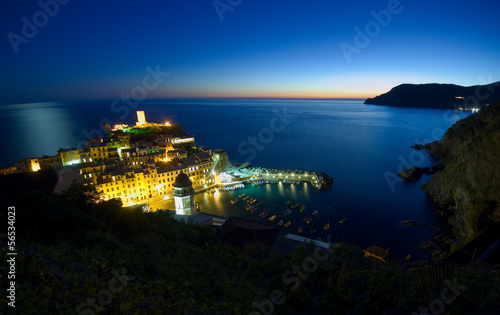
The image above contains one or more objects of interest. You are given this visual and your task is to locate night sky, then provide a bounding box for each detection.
[1,0,500,105]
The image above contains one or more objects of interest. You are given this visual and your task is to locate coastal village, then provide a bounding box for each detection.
[0,111,332,208]
[4,110,486,264]
[2,111,354,251]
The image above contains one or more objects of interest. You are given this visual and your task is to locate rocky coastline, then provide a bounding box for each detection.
[403,101,500,241]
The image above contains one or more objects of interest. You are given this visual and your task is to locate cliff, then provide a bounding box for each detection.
[365,82,500,108]
[420,101,500,241]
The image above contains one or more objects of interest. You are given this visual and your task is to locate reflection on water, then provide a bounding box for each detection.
[0,103,77,163]
[1,99,473,259]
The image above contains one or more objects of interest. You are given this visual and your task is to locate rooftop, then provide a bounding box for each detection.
[173,172,192,187]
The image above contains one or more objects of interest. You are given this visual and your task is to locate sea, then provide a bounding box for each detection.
[0,99,472,259]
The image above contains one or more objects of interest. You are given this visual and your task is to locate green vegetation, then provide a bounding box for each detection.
[124,124,188,143]
[422,100,500,241]
[2,183,500,313]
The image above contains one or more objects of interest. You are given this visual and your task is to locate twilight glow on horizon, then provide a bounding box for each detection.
[1,0,500,105]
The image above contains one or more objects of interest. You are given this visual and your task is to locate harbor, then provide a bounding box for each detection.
[157,179,351,243]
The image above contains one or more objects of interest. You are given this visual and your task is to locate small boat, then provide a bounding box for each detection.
[231,198,239,204]
[250,199,256,204]
[243,196,250,200]
[284,221,291,227]
[277,220,283,226]
[259,211,268,218]
[298,226,303,233]
[306,217,312,224]
[339,218,347,224]
[324,220,330,231]
[269,215,277,222]
[283,209,291,216]
[292,203,299,209]
[286,200,292,207]
[239,193,245,198]
[257,201,263,206]
[300,205,305,212]
[312,210,318,216]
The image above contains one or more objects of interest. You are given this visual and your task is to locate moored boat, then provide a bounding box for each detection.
[277,220,283,226]
[286,200,292,207]
[284,221,291,227]
[239,193,246,198]
[283,209,291,216]
[306,217,312,224]
[231,198,239,204]
[300,205,305,212]
[312,210,318,216]
[269,215,277,221]
[324,220,330,230]
[257,201,263,206]
[292,203,299,208]
[339,218,347,224]
[298,226,303,233]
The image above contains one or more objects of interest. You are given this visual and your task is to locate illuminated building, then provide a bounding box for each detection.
[94,154,214,205]
[171,136,195,145]
[136,111,147,126]
[213,149,230,173]
[16,158,41,172]
[89,143,109,163]
[173,172,195,216]
[38,155,62,170]
[167,149,187,160]
[58,148,81,166]
[4,110,216,207]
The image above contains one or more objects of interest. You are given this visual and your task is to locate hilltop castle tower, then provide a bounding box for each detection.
[136,111,147,126]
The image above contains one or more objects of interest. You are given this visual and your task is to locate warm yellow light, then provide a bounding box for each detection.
[165,122,171,126]
[32,163,40,172]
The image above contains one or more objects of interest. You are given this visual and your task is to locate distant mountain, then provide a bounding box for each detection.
[365,82,500,108]
[419,100,500,241]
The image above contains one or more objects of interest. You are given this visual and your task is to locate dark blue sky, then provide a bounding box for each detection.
[1,0,500,104]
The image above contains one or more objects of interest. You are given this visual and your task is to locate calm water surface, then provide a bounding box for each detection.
[0,99,472,258]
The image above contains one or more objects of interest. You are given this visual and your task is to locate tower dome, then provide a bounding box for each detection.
[173,172,192,187]
[173,172,195,216]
